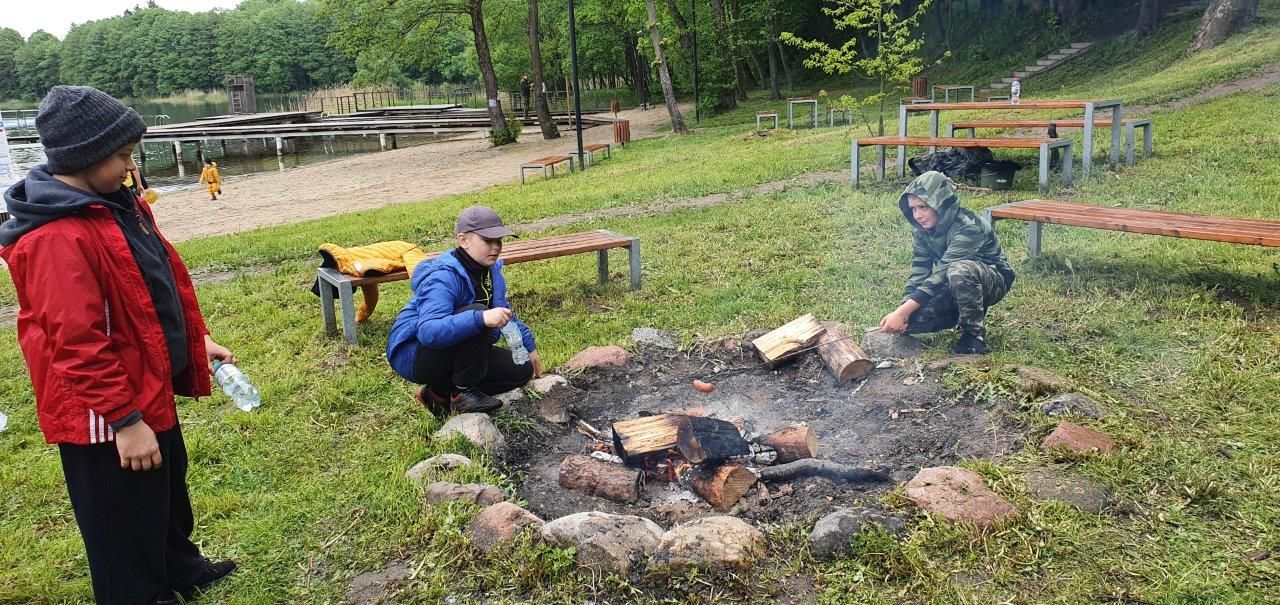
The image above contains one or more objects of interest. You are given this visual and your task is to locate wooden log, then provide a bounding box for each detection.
[688,464,757,512]
[818,322,874,381]
[752,314,826,366]
[756,459,891,484]
[611,414,685,463]
[676,416,750,464]
[758,426,819,463]
[558,455,643,503]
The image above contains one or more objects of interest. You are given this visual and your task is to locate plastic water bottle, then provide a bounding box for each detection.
[0,411,7,433]
[213,361,261,411]
[500,322,529,365]
[1010,78,1021,105]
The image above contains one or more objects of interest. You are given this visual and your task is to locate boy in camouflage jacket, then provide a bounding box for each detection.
[878,171,1015,354]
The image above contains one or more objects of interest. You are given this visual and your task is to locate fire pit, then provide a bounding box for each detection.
[503,331,1029,526]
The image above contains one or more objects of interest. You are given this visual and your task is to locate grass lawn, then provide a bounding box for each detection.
[1,7,1279,604]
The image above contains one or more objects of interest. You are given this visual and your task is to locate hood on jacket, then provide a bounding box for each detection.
[1,165,129,247]
[898,171,960,233]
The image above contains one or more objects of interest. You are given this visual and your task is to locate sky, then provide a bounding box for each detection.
[5,0,243,39]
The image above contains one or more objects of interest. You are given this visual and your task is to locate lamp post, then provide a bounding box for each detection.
[692,0,699,123]
[568,0,586,169]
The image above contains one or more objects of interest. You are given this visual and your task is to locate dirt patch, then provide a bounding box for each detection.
[0,305,15,330]
[345,560,408,605]
[1136,66,1280,113]
[503,343,1027,526]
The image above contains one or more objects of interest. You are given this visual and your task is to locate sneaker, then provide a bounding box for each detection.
[414,386,450,417]
[450,390,503,414]
[176,559,237,600]
[953,332,990,355]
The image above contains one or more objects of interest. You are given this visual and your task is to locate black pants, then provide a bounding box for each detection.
[59,424,209,605]
[411,305,532,395]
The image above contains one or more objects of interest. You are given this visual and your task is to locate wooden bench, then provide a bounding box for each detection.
[576,143,612,167]
[756,110,779,129]
[901,97,932,105]
[318,230,641,344]
[519,155,574,184]
[948,118,1153,165]
[851,136,1073,193]
[983,199,1280,256]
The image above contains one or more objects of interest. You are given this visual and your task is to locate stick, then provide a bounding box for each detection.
[756,459,892,484]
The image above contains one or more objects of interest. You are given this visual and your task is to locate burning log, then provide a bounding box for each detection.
[677,416,750,464]
[818,322,874,381]
[756,459,892,485]
[611,414,685,464]
[752,314,826,366]
[558,454,643,504]
[688,463,757,512]
[758,426,819,463]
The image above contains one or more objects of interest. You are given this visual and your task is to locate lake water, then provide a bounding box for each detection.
[1,95,464,192]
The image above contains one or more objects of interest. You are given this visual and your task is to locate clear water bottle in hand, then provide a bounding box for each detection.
[213,361,261,412]
[500,321,529,365]
[1010,78,1021,105]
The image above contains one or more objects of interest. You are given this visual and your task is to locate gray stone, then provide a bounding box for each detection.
[424,482,505,506]
[528,374,568,395]
[433,413,505,450]
[807,508,907,560]
[632,327,679,350]
[1039,393,1107,419]
[541,511,665,575]
[649,516,765,572]
[860,331,924,359]
[495,389,525,405]
[469,502,544,553]
[1022,467,1112,514]
[405,454,472,482]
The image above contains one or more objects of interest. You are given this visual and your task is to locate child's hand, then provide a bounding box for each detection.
[529,350,543,377]
[115,421,162,471]
[204,334,236,367]
[482,308,513,328]
[879,311,909,334]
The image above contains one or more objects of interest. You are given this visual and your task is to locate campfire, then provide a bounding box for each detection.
[556,314,890,512]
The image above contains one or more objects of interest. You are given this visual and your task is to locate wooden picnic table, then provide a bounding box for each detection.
[897,99,1123,181]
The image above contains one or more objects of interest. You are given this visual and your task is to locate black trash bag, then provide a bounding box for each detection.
[908,147,995,182]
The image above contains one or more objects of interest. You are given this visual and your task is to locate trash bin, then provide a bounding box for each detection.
[912,76,928,98]
[979,163,1018,190]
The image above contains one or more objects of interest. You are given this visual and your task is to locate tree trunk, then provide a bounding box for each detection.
[766,37,781,100]
[774,39,794,92]
[646,0,688,133]
[469,1,510,143]
[707,0,742,108]
[1189,0,1259,53]
[1137,0,1159,35]
[728,0,750,101]
[747,50,767,90]
[527,0,560,139]
[667,0,694,53]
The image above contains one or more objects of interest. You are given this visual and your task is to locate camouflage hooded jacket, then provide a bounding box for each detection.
[898,171,1015,305]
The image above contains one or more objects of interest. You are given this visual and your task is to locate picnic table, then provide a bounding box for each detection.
[788,97,819,129]
[898,100,1123,181]
[931,84,976,103]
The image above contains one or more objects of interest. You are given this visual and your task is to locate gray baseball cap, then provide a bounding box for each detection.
[455,205,518,238]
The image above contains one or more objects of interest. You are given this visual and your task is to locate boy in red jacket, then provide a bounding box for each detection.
[0,86,237,604]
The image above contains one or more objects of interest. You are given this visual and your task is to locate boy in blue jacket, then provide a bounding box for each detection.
[386,206,540,415]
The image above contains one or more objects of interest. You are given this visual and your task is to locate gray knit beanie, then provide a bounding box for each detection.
[36,85,148,174]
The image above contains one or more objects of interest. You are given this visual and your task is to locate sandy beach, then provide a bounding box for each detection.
[150,106,682,242]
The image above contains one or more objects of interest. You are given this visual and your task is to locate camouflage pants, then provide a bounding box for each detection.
[906,260,1009,337]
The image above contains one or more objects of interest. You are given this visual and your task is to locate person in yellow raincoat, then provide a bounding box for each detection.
[198,160,221,200]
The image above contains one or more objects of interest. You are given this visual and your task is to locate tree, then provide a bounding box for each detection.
[0,28,26,100]
[782,0,934,136]
[1189,0,1260,53]
[1137,0,1161,36]
[14,31,61,101]
[645,0,686,133]
[527,0,560,139]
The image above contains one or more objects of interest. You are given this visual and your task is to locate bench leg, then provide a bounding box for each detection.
[520,168,526,185]
[320,279,337,337]
[897,105,907,178]
[337,283,358,345]
[757,116,762,129]
[1062,143,1074,187]
[1082,103,1094,180]
[1143,124,1153,157]
[851,140,860,188]
[947,123,955,137]
[773,116,778,129]
[1039,143,1050,194]
[876,145,886,182]
[597,249,609,284]
[1110,108,1123,168]
[1126,124,1136,166]
[1027,221,1043,256]
[628,240,642,291]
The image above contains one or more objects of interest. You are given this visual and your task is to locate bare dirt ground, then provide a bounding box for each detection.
[152,105,685,242]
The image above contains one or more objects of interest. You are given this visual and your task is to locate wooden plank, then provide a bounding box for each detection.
[1014,201,1280,236]
[752,314,826,366]
[952,120,1116,128]
[905,101,1095,111]
[990,204,1280,247]
[856,136,1053,149]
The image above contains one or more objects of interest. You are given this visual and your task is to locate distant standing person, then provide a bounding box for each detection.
[199,159,221,201]
[519,75,532,120]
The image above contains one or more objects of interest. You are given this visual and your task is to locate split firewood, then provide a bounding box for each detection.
[611,414,685,463]
[758,426,819,463]
[558,454,643,504]
[676,416,750,464]
[818,322,874,381]
[575,419,603,440]
[688,463,757,512]
[756,459,892,485]
[752,314,826,366]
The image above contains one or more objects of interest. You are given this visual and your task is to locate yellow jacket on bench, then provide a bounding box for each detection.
[316,240,430,322]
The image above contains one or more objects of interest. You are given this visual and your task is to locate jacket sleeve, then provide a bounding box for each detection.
[906,223,986,306]
[14,232,139,423]
[412,271,485,348]
[901,232,934,303]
